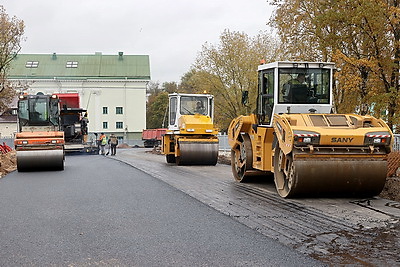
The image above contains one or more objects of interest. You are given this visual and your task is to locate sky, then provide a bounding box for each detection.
[2,0,274,83]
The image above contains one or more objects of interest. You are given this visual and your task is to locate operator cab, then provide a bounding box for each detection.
[17,94,60,130]
[257,62,335,126]
[168,93,214,131]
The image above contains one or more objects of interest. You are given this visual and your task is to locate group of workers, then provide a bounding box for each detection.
[80,113,119,155]
[97,132,119,156]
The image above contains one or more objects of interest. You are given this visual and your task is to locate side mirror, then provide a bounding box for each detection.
[241,91,249,105]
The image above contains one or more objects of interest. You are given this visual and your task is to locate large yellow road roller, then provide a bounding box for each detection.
[161,93,219,165]
[228,62,393,198]
[14,94,65,171]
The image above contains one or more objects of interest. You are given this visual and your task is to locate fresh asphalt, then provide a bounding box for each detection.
[0,154,324,266]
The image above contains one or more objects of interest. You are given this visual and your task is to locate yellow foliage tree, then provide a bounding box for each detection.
[0,6,25,112]
[188,29,281,131]
[269,0,400,131]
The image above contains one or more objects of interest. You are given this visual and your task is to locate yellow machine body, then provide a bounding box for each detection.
[161,93,219,165]
[228,62,393,198]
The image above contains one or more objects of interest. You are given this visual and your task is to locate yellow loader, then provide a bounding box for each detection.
[228,62,393,198]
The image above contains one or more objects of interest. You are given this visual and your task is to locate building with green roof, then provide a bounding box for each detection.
[8,52,150,142]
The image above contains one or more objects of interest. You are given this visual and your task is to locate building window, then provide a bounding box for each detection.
[103,122,108,129]
[66,61,78,68]
[25,61,39,68]
[103,107,108,114]
[116,122,123,129]
[116,107,123,114]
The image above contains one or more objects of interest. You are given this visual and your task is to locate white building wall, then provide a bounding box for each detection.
[0,123,17,138]
[13,78,147,139]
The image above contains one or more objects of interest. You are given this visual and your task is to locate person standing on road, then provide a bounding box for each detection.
[81,112,89,143]
[99,132,107,155]
[108,133,119,156]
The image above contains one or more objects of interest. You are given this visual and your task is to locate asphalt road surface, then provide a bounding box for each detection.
[0,154,322,266]
[113,148,400,266]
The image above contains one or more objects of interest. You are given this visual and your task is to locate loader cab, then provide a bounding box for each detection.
[168,93,214,131]
[17,94,61,130]
[257,62,335,126]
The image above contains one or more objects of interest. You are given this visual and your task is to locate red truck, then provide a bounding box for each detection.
[142,128,166,148]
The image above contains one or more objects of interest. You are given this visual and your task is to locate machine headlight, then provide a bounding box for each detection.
[364,132,391,145]
[187,129,195,132]
[293,130,320,145]
[51,140,58,144]
[22,140,28,145]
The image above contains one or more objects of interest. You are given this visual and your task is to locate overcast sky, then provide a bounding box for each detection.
[3,0,274,83]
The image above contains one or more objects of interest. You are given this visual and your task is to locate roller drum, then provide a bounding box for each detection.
[17,149,65,171]
[177,141,218,165]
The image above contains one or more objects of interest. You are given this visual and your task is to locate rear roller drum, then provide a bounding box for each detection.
[273,145,297,198]
[231,134,253,182]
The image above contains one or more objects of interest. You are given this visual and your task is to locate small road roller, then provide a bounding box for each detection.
[228,61,393,198]
[14,93,65,171]
[161,93,219,165]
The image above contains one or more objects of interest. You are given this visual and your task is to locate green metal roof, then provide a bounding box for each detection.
[8,52,150,80]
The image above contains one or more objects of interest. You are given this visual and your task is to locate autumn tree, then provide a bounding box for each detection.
[188,29,281,131]
[0,5,25,111]
[269,0,400,132]
[178,69,198,94]
[162,81,178,93]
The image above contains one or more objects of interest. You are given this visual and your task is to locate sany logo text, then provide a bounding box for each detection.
[331,137,354,143]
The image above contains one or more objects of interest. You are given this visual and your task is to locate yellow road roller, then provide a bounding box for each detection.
[228,61,393,198]
[14,94,65,171]
[161,93,219,165]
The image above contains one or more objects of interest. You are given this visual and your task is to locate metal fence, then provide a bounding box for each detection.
[394,134,400,151]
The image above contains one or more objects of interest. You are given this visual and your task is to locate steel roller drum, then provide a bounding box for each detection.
[177,141,218,165]
[17,149,64,171]
[289,157,387,197]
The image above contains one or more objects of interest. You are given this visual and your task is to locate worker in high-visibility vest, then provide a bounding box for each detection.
[98,133,107,155]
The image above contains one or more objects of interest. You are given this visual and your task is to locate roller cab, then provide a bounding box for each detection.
[228,62,393,198]
[161,93,219,165]
[14,94,65,171]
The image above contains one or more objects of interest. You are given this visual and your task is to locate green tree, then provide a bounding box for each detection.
[0,6,25,111]
[146,91,169,129]
[190,29,281,131]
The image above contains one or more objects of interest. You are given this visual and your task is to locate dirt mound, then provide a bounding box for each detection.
[0,151,17,178]
[379,177,400,202]
[117,143,131,148]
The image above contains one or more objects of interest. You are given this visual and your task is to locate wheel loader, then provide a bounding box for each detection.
[228,61,393,198]
[161,93,219,165]
[14,93,65,171]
